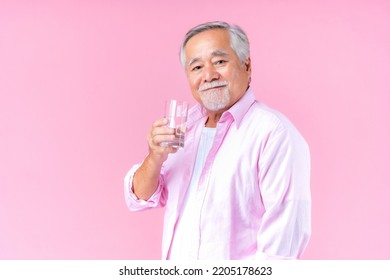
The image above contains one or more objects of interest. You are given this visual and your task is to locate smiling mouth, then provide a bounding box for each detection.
[200,85,226,92]
[198,81,228,92]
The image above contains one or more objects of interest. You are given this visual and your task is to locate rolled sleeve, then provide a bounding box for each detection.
[124,164,167,211]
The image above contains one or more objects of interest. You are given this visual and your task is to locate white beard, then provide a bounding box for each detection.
[199,86,230,111]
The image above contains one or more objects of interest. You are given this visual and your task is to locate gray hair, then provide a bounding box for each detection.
[180,21,250,68]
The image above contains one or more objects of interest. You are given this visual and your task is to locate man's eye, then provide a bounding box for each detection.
[192,66,202,71]
[215,60,226,65]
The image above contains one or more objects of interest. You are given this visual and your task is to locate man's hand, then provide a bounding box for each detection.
[147,118,178,164]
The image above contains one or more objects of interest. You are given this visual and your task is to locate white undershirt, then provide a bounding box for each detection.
[169,126,216,259]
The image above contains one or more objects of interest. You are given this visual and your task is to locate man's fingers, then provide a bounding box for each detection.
[152,118,169,128]
[152,134,176,146]
[151,126,175,138]
[147,118,178,157]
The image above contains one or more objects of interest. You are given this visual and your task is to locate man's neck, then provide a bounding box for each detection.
[205,112,222,128]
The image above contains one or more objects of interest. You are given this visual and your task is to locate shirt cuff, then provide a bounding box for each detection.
[124,164,165,211]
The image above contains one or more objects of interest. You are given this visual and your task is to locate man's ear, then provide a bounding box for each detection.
[245,58,252,86]
[245,58,251,72]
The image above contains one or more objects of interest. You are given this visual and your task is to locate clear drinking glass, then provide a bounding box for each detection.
[160,99,189,148]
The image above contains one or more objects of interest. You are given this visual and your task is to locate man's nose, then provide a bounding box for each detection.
[202,65,220,82]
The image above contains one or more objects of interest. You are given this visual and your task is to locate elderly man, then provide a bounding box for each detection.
[124,21,311,260]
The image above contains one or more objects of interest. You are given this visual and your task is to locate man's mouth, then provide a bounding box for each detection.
[198,81,228,92]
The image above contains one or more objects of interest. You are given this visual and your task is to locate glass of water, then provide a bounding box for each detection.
[160,99,189,148]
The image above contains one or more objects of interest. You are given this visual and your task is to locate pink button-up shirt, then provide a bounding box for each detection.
[124,89,311,260]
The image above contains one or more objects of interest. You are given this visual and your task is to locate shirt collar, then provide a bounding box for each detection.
[188,87,256,128]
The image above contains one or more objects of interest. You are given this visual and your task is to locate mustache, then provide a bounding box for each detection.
[198,81,228,92]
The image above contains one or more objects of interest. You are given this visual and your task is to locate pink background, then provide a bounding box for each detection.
[1,0,389,259]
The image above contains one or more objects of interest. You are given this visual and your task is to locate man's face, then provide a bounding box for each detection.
[184,29,251,113]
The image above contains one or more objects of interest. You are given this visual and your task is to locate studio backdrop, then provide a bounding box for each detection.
[1,0,389,259]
